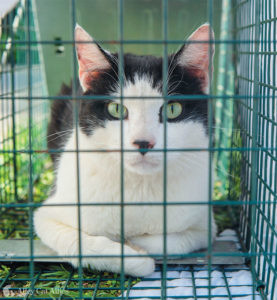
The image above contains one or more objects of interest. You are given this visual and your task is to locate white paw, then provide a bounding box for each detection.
[124,255,155,277]
[63,240,155,277]
[120,245,155,277]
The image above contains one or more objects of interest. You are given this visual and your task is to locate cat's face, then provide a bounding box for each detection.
[75,24,214,175]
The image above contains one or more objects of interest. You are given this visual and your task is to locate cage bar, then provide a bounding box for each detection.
[0,0,276,299]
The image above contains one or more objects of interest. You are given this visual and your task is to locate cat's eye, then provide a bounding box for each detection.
[165,102,182,120]
[107,102,128,119]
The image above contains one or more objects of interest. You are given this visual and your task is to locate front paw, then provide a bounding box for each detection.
[124,255,155,277]
[66,243,155,277]
[122,243,155,277]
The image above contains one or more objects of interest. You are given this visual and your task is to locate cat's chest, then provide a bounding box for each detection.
[81,205,164,238]
[79,173,199,237]
[58,150,208,237]
[80,175,163,235]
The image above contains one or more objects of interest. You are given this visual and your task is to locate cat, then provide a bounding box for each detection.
[34,23,217,277]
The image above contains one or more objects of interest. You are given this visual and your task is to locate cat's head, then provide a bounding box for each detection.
[75,24,214,175]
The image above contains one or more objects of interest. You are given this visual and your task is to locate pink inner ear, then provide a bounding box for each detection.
[188,67,210,92]
[189,53,211,72]
[75,25,110,91]
[79,70,100,90]
[187,25,214,72]
[189,68,206,80]
[77,53,99,90]
[78,51,110,90]
[178,24,214,93]
[189,24,213,42]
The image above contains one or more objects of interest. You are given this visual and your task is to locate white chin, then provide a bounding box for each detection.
[125,158,161,175]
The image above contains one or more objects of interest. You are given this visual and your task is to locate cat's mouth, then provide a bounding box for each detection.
[130,158,159,167]
[126,156,161,174]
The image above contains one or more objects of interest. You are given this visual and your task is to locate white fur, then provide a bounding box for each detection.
[34,76,217,277]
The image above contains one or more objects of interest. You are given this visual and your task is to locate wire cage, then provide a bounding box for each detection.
[231,0,277,298]
[0,0,276,299]
[0,0,48,210]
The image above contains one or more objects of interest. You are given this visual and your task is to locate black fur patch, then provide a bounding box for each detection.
[47,82,73,163]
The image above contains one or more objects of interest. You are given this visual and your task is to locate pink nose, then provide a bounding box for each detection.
[133,140,155,155]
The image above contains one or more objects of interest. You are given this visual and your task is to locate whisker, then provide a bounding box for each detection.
[47,129,73,139]
[181,152,238,180]
[108,54,128,83]
[167,71,185,95]
[47,132,73,144]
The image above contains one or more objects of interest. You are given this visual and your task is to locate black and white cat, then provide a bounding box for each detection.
[34,24,217,277]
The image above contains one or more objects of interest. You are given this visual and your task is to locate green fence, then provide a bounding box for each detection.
[0,0,276,299]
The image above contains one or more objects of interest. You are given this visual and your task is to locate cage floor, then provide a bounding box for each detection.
[0,264,262,300]
[126,266,262,300]
[0,239,243,265]
[0,230,264,299]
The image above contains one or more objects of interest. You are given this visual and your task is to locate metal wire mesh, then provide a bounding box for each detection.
[0,0,276,299]
[0,264,264,299]
[0,0,48,241]
[232,0,277,299]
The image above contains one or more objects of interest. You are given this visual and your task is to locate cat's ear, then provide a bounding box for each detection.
[75,24,111,91]
[176,24,214,93]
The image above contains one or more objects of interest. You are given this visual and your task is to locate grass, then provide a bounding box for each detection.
[0,264,140,299]
[0,127,238,298]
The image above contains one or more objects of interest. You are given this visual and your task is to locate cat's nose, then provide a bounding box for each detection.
[133,140,155,155]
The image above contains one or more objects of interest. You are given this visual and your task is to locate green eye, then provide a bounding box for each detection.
[107,102,128,119]
[166,102,182,119]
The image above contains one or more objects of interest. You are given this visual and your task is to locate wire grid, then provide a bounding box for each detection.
[231,0,277,299]
[0,0,276,299]
[0,0,48,236]
[0,263,264,299]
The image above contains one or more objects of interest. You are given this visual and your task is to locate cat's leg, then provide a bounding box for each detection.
[34,209,155,277]
[129,227,216,255]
